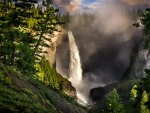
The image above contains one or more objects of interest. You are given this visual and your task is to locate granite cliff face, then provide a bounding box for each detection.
[43,21,148,104]
[43,28,66,66]
[38,28,77,99]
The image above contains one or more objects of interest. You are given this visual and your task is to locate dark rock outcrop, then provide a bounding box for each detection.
[90,87,106,102]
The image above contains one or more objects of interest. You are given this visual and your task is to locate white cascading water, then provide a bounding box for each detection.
[68,31,106,105]
[68,31,85,103]
[68,31,82,85]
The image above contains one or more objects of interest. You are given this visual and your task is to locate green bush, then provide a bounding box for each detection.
[102,89,125,113]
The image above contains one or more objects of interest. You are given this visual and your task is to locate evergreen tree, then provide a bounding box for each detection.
[135,69,150,111]
[0,0,63,75]
[0,1,38,75]
[102,89,125,113]
[133,8,150,112]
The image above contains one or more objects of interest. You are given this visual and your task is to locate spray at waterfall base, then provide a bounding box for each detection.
[67,31,105,104]
[68,31,86,104]
[56,1,148,105]
[67,30,133,105]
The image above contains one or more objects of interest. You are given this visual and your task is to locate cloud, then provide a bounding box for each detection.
[53,0,83,12]
[122,0,150,6]
[56,0,144,104]
[81,0,150,10]
[53,0,149,14]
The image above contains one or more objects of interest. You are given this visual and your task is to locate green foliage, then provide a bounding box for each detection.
[0,28,36,75]
[141,9,150,36]
[131,8,150,113]
[134,69,150,111]
[0,0,63,76]
[0,63,58,113]
[0,1,37,75]
[35,57,77,97]
[141,91,150,113]
[130,85,138,101]
[36,57,59,89]
[0,71,12,86]
[29,77,82,112]
[102,89,125,113]
[0,85,57,113]
[0,63,20,86]
[131,8,150,108]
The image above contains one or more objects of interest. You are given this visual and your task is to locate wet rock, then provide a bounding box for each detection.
[90,87,106,102]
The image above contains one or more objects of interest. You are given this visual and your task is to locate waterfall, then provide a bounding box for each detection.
[68,31,82,86]
[68,31,106,105]
[68,31,88,104]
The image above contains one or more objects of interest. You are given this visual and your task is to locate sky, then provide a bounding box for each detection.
[82,0,97,5]
[50,0,150,13]
[82,0,150,6]
[80,0,102,10]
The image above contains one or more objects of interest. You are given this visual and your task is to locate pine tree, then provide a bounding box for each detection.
[136,69,150,111]
[135,8,150,111]
[0,0,63,76]
[102,89,125,113]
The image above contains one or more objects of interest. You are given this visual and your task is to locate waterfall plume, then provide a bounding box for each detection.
[68,31,82,87]
[56,0,145,105]
[68,31,88,104]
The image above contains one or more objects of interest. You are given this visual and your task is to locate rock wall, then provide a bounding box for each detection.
[126,35,149,79]
[44,28,66,66]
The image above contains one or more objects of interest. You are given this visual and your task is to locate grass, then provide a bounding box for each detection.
[0,63,87,113]
[0,63,58,113]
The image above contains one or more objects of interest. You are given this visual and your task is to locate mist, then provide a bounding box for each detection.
[122,0,150,6]
[56,0,146,104]
[52,0,82,13]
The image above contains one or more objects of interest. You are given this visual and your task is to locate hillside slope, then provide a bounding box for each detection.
[0,63,87,113]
